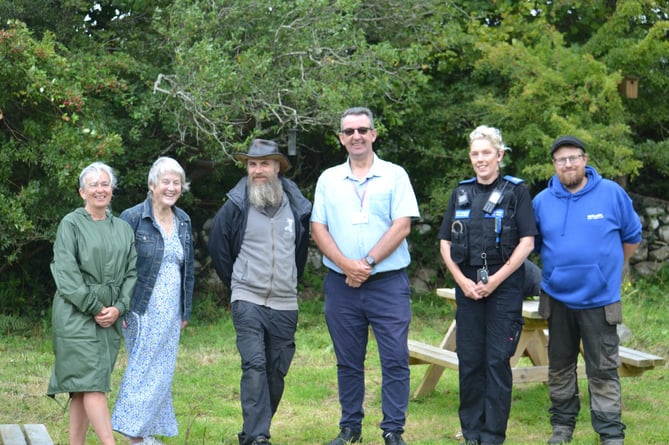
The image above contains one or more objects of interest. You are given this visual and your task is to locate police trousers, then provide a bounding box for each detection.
[455,264,524,445]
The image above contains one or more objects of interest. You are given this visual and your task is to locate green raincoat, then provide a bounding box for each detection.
[48,208,137,396]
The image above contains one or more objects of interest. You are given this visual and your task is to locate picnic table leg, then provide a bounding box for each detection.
[524,326,548,366]
[438,321,457,351]
[413,364,446,398]
[412,321,457,398]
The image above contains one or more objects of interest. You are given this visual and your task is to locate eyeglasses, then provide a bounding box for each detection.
[341,127,371,136]
[553,154,584,166]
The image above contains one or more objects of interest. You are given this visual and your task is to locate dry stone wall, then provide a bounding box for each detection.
[630,194,669,277]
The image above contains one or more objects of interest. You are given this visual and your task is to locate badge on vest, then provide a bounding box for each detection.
[483,208,505,219]
[455,209,471,219]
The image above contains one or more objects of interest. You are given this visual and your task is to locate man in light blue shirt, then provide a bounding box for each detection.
[311,107,419,445]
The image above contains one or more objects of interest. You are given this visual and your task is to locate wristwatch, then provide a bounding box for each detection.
[365,255,376,267]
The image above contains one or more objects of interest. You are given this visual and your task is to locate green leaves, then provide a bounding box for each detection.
[2,0,669,315]
[153,0,436,160]
[0,20,126,271]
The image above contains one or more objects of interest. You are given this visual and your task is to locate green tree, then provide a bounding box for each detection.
[150,0,439,170]
[0,7,167,314]
[0,21,127,272]
[2,0,669,317]
[422,0,666,215]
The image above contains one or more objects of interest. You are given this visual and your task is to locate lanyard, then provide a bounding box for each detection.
[351,180,369,209]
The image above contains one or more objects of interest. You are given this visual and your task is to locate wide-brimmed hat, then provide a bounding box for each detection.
[551,135,586,155]
[233,139,291,173]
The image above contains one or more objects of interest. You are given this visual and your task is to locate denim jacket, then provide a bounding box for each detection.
[120,196,194,321]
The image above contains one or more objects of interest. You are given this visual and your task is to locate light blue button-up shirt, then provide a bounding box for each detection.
[311,154,420,274]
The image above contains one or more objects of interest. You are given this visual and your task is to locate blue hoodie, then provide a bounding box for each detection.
[533,166,641,309]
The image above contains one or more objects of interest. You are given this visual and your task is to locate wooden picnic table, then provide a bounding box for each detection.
[408,288,665,398]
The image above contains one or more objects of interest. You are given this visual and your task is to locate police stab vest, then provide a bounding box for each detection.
[450,175,523,267]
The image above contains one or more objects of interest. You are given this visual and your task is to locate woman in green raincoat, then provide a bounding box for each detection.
[48,162,137,445]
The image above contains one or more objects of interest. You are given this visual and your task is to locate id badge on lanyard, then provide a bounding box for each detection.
[352,211,369,224]
[351,180,370,225]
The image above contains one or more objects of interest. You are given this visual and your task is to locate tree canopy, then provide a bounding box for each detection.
[1,0,668,316]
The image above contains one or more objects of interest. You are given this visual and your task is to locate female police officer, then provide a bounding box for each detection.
[438,125,537,445]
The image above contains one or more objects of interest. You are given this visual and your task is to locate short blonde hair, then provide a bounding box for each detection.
[469,125,509,154]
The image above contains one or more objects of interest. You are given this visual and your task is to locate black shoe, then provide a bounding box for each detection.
[252,436,271,445]
[326,427,362,445]
[547,426,573,444]
[383,431,406,445]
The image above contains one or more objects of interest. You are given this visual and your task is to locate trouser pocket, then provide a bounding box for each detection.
[539,290,551,319]
[604,301,623,325]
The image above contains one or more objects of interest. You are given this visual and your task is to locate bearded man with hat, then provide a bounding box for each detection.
[533,135,641,445]
[208,138,312,445]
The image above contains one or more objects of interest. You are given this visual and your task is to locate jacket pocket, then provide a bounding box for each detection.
[547,264,607,299]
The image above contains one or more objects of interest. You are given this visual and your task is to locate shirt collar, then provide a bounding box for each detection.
[343,153,381,182]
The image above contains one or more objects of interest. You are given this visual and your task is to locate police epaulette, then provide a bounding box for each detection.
[459,177,477,184]
[503,175,524,185]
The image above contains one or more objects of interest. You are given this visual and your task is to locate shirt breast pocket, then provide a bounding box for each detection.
[367,191,392,218]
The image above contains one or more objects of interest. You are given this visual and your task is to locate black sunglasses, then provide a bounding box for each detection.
[341,127,371,136]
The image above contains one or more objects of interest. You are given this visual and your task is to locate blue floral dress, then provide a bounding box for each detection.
[112,223,183,438]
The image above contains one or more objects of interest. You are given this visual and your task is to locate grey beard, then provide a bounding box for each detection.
[247,176,284,208]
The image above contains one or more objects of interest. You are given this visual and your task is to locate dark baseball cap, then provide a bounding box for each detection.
[551,135,586,155]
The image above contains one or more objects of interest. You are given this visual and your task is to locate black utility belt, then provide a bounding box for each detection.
[331,268,406,283]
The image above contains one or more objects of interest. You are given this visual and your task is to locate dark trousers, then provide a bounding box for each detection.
[546,296,625,441]
[324,269,411,434]
[455,265,524,445]
[232,300,298,444]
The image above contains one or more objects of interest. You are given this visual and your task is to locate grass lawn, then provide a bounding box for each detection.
[1,279,667,444]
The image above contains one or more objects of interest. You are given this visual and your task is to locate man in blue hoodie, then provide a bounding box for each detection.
[533,135,642,445]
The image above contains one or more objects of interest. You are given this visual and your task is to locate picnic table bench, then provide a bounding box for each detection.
[0,424,53,445]
[408,288,665,398]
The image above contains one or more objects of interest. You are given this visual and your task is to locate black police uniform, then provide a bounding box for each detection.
[438,174,537,444]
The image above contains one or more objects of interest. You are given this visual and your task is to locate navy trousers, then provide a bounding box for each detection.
[324,269,411,434]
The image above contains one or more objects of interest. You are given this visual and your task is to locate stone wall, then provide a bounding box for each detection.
[630,194,669,277]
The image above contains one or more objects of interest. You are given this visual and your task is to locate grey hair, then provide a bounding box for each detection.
[340,107,375,131]
[469,125,510,154]
[78,162,117,190]
[147,157,190,192]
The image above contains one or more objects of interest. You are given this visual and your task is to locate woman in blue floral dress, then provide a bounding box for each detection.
[112,157,194,444]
